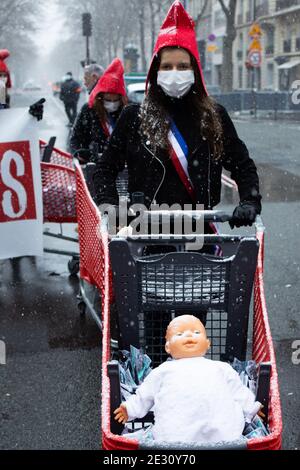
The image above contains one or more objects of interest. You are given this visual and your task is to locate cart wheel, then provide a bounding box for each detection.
[77,301,86,316]
[68,258,79,275]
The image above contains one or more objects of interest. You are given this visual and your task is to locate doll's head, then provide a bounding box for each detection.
[165,315,210,360]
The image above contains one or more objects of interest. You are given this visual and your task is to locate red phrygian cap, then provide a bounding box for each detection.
[147,0,208,95]
[89,58,126,108]
[0,49,12,88]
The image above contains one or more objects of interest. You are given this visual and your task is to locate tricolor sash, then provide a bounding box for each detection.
[168,120,222,256]
[101,115,116,138]
[168,120,196,201]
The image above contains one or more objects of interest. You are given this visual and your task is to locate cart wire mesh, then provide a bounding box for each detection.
[41,162,77,223]
[40,139,74,169]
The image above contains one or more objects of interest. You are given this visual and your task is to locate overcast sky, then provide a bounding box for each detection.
[34,1,65,57]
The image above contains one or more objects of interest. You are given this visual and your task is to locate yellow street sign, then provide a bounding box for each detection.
[249,23,262,37]
[207,44,218,53]
[249,38,262,51]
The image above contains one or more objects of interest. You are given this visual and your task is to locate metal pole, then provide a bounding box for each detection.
[86,36,90,65]
[252,0,257,118]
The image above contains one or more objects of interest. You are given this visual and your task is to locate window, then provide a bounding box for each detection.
[266,63,274,89]
[266,28,275,55]
[283,39,292,53]
[238,66,243,88]
[276,0,300,12]
[256,0,269,16]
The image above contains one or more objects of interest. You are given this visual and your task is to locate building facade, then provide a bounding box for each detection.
[187,0,300,90]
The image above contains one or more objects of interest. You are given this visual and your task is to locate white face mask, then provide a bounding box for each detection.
[103,100,121,113]
[157,70,195,98]
[0,76,8,85]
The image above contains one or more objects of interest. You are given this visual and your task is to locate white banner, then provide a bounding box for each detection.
[0,108,43,259]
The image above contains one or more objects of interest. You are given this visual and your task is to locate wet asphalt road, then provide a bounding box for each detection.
[0,90,299,449]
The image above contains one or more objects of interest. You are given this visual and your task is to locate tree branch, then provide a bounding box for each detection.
[194,0,209,27]
[218,0,230,19]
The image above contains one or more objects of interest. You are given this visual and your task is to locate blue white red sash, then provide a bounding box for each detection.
[168,121,222,256]
[102,115,115,138]
[168,120,196,201]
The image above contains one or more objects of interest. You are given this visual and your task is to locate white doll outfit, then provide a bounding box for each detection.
[125,356,261,444]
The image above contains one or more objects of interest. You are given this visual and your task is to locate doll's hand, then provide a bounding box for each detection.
[114,404,128,424]
[258,405,266,420]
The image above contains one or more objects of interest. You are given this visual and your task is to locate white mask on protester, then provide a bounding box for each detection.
[157,70,195,98]
[0,76,8,85]
[103,100,121,113]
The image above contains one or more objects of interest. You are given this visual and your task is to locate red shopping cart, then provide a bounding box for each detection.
[40,140,79,275]
[75,161,282,451]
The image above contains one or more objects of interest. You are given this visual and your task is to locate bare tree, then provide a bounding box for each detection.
[0,0,41,84]
[218,0,237,92]
[148,0,172,51]
[194,0,210,29]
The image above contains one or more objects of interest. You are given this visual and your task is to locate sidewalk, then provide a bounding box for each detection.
[230,109,300,122]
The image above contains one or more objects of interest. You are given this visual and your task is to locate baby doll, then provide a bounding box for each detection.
[114,315,261,444]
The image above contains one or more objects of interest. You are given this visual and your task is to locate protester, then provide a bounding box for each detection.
[70,58,127,164]
[0,49,12,108]
[93,1,261,229]
[0,48,45,119]
[59,72,81,126]
[83,63,104,93]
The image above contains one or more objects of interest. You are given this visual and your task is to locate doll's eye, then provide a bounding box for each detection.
[194,331,201,335]
[176,332,183,336]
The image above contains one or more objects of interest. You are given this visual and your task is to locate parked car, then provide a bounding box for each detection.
[127,82,146,104]
[51,81,61,96]
[23,80,42,92]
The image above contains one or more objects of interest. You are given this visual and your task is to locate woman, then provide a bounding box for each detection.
[93,1,261,228]
[70,58,127,164]
[0,48,44,119]
[0,49,12,108]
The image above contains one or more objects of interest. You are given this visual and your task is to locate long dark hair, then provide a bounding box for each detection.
[140,48,224,159]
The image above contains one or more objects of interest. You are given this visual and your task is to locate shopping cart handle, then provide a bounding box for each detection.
[141,210,233,224]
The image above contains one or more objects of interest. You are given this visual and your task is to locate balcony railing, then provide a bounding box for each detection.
[276,0,300,11]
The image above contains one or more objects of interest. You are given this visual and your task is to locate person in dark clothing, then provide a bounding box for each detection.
[93,1,261,228]
[59,72,81,126]
[70,58,127,164]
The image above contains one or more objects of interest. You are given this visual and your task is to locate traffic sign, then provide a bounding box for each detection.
[247,49,262,68]
[249,23,262,38]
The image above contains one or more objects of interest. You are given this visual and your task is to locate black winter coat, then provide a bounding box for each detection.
[69,104,122,163]
[59,78,80,104]
[93,102,262,211]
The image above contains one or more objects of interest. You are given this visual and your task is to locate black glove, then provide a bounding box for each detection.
[29,98,45,121]
[230,202,258,229]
